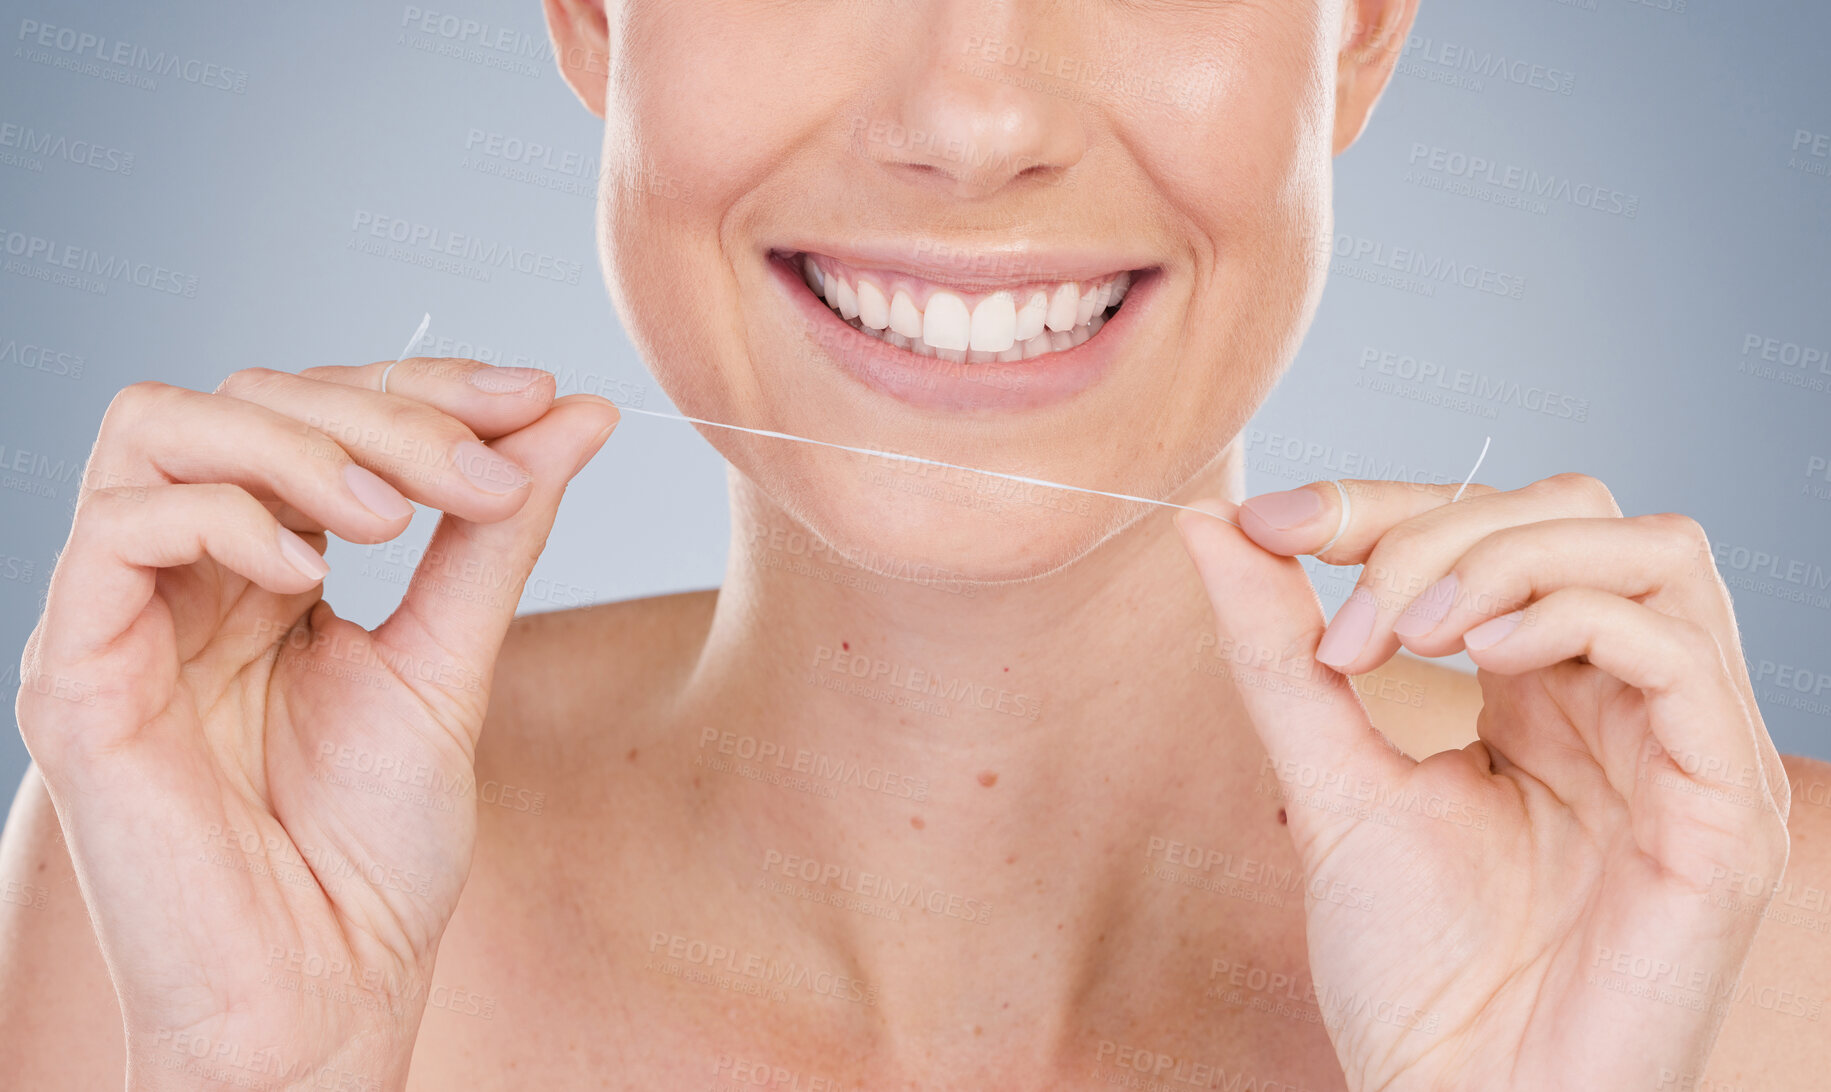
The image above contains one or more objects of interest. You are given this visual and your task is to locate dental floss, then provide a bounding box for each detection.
[612,402,1243,526]
[391,315,1492,532]
[380,313,432,395]
[1452,435,1492,503]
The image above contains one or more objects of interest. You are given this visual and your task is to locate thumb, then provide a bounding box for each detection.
[372,394,618,717]
[1174,501,1409,843]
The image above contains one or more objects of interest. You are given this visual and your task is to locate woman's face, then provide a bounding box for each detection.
[556,0,1406,582]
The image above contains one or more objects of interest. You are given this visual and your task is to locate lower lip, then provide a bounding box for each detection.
[768,253,1155,413]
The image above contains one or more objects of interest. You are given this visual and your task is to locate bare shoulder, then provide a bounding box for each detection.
[1700,753,1831,1090]
[0,764,124,1088]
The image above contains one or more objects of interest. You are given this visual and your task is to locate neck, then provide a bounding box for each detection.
[673,440,1277,1069]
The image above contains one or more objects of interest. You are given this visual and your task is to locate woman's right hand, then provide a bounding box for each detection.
[13,359,618,1091]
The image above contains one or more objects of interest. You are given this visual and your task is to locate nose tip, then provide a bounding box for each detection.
[857,55,1087,200]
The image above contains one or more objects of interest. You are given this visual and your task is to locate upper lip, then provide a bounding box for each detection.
[769,239,1158,292]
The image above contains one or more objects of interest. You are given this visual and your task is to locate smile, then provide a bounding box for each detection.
[788,251,1134,363]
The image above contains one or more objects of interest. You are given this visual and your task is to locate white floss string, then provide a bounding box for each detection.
[379,313,432,395]
[392,315,1492,535]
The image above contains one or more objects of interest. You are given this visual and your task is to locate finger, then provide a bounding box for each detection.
[1239,473,1618,564]
[1294,474,1624,674]
[1460,587,1774,815]
[1394,515,1733,659]
[1173,502,1411,850]
[1404,515,1785,820]
[298,356,556,440]
[212,368,537,523]
[79,383,415,542]
[33,484,330,670]
[369,395,618,725]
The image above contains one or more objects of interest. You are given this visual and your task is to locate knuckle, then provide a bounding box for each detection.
[1641,511,1712,558]
[1537,471,1618,514]
[214,366,286,399]
[99,380,175,434]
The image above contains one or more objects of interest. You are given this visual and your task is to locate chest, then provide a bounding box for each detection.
[402,870,1351,1091]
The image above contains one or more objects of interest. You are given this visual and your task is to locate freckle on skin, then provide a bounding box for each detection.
[627,748,638,763]
[910,815,924,830]
[1006,855,1018,865]
[978,771,998,787]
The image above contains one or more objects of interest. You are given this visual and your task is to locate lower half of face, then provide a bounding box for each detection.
[599,1,1337,583]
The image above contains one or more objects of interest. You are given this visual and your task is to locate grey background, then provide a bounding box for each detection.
[2,0,1827,833]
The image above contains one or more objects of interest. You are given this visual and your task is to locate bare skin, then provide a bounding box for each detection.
[3,0,1825,1088]
[4,591,1829,1089]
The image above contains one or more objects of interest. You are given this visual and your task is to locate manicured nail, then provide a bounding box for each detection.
[277,526,330,581]
[1393,574,1458,639]
[452,440,531,494]
[468,366,544,393]
[1464,610,1524,651]
[1240,488,1322,531]
[1316,587,1377,669]
[342,463,415,521]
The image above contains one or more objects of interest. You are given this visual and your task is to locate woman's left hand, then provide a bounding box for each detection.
[1175,471,1791,1092]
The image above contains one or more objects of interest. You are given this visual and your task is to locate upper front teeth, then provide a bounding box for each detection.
[801,253,1131,360]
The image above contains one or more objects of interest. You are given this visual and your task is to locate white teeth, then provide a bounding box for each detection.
[856,281,889,330]
[1015,291,1047,341]
[889,289,923,338]
[1075,285,1100,326]
[1045,283,1079,332]
[834,277,859,321]
[923,291,972,351]
[800,255,1136,365]
[969,291,1016,352]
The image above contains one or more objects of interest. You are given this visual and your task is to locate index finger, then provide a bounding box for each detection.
[300,356,557,441]
[1237,479,1500,564]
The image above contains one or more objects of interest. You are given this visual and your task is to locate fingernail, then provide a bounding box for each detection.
[342,463,415,521]
[1315,587,1377,669]
[1240,488,1322,531]
[277,526,330,581]
[1464,610,1523,651]
[452,440,531,494]
[1393,574,1458,639]
[468,366,544,394]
